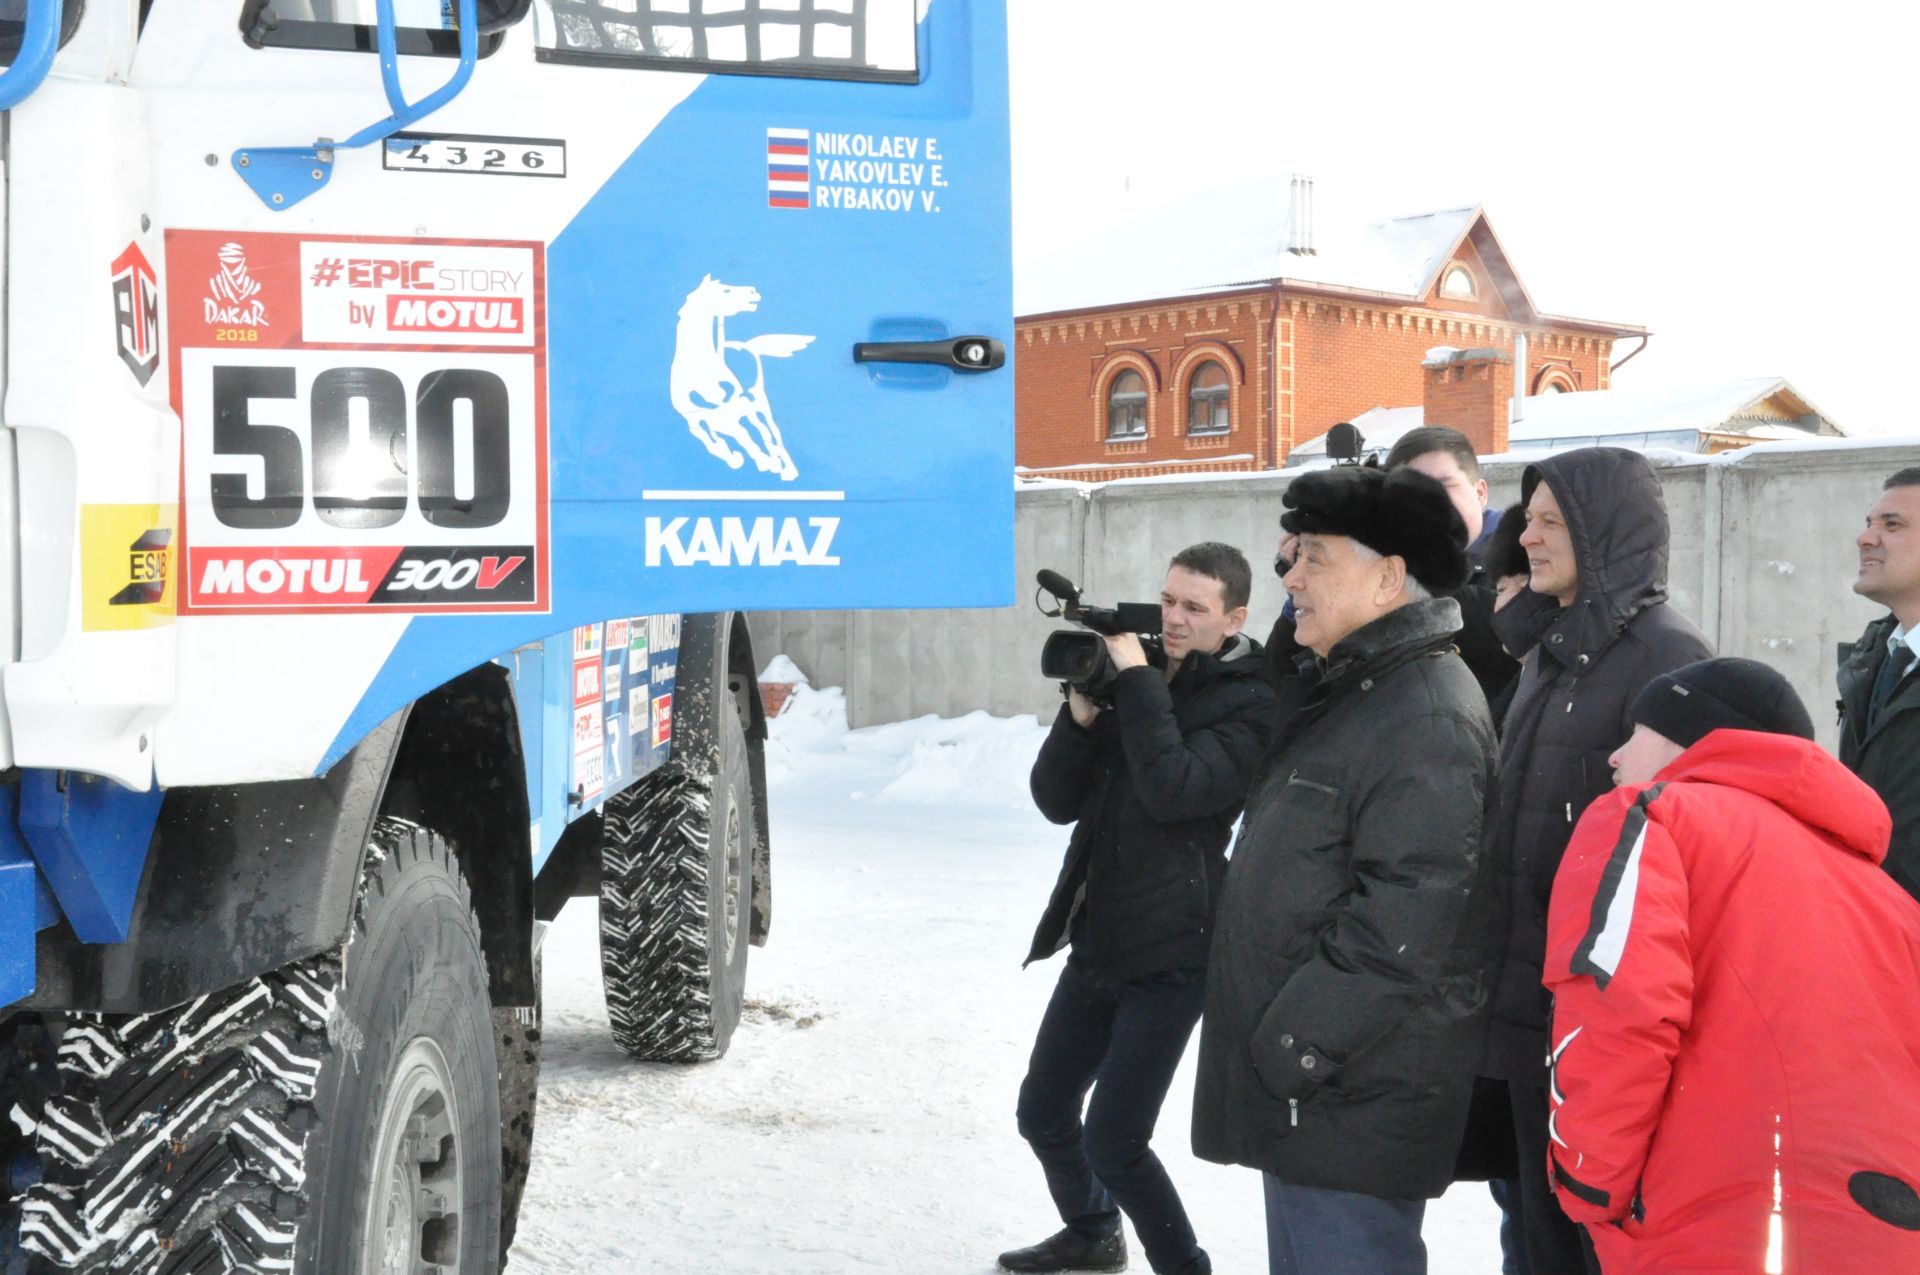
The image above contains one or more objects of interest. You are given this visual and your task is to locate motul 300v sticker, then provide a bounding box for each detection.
[165,230,549,614]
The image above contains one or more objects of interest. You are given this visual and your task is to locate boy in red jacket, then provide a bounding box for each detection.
[1544,657,1920,1274]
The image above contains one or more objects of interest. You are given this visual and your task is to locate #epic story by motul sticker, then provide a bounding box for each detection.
[163,230,549,615]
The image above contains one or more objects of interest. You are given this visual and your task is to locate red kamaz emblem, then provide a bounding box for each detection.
[111,242,161,387]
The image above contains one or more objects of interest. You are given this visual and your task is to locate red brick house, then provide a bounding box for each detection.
[1014,176,1646,480]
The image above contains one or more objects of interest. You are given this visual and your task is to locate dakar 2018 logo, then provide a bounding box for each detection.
[204,242,268,328]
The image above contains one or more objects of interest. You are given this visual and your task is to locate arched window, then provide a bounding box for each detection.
[1106,370,1148,440]
[1533,366,1579,395]
[1440,264,1476,300]
[1187,361,1231,435]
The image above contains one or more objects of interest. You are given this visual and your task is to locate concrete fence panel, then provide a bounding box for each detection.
[756,441,1913,749]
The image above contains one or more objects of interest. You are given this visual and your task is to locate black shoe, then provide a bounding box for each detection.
[997,1227,1128,1273]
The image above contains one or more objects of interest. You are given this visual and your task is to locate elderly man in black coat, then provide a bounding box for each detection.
[1193,467,1498,1275]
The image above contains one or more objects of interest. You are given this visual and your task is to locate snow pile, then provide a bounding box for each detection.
[757,653,810,685]
[761,683,849,762]
[857,712,1047,809]
[766,677,1048,812]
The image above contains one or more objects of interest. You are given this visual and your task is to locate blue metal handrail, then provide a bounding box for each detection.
[234,0,480,211]
[0,0,62,113]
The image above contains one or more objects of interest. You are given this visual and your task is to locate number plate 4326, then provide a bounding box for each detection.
[382,132,567,179]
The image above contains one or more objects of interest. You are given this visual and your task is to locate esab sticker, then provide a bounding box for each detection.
[81,504,176,631]
[164,231,548,614]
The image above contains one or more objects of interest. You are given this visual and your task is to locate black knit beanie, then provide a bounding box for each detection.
[1630,657,1815,749]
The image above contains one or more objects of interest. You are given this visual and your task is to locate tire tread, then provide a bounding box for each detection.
[598,768,722,1062]
[14,818,476,1274]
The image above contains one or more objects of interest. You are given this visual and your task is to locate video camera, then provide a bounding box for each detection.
[1035,569,1162,704]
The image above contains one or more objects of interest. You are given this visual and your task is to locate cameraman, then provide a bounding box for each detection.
[999,543,1276,1275]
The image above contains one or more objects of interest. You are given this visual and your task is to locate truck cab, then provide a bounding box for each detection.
[0,1,1011,1268]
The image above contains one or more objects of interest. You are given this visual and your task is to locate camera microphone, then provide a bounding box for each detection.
[1035,569,1081,601]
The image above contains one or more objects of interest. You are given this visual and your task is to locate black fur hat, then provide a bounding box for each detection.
[1281,466,1471,595]
[1483,502,1530,580]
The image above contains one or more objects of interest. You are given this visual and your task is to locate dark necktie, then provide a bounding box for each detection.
[1869,642,1917,731]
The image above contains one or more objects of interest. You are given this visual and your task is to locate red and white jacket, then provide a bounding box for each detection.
[1544,729,1920,1274]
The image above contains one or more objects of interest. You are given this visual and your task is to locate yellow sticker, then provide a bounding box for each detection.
[81,503,176,631]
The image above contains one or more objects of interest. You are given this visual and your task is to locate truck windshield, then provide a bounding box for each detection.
[239,0,528,56]
[0,0,81,62]
[532,0,919,83]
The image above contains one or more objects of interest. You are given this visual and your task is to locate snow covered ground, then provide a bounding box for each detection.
[506,683,1502,1273]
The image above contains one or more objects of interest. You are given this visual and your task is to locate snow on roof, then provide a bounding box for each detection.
[1285,405,1425,460]
[1014,176,1478,316]
[1508,377,1839,441]
[1287,378,1844,461]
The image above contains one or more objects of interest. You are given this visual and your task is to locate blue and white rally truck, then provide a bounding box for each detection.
[0,0,1011,1269]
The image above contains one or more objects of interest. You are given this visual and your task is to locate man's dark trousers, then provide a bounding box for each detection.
[1509,1083,1600,1274]
[1017,956,1208,1275]
[1262,1176,1426,1275]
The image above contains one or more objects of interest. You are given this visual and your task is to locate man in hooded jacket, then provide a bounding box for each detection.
[1478,447,1712,1273]
[1545,657,1920,1274]
[1194,467,1496,1275]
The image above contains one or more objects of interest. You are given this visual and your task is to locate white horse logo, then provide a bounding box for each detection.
[670,275,815,481]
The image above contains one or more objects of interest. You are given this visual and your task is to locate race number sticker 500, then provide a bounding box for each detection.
[166,232,548,613]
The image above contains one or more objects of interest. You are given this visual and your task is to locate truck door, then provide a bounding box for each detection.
[529,0,1017,617]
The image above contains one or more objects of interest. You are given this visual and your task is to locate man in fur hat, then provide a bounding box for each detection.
[1193,467,1499,1275]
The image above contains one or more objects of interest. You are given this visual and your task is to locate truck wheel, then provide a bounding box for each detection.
[598,698,753,1062]
[495,923,544,1267]
[16,819,501,1274]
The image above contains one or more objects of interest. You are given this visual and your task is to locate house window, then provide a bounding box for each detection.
[1533,367,1579,394]
[1187,361,1230,435]
[1440,264,1476,300]
[1106,370,1148,441]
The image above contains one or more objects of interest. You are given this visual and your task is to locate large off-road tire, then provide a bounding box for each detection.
[16,819,502,1274]
[598,697,753,1062]
[494,923,543,1268]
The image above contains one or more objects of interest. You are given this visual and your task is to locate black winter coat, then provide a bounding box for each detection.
[1478,448,1711,1083]
[1838,615,1920,902]
[1027,634,1275,982]
[1193,598,1498,1199]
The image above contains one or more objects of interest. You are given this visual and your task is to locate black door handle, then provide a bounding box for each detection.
[852,336,1005,372]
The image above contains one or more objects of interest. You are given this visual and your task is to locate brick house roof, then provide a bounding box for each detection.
[1015,177,1641,338]
[1285,377,1847,463]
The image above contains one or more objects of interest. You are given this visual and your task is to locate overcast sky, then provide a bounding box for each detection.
[1006,0,1915,436]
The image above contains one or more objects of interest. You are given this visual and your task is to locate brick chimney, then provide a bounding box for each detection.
[1421,346,1512,455]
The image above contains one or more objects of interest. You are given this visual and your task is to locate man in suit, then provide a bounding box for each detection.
[1838,466,1920,902]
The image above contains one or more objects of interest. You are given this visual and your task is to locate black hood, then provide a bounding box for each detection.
[1516,447,1672,667]
[1169,631,1265,690]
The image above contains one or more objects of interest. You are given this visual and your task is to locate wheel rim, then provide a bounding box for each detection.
[361,1038,464,1275]
[722,798,744,964]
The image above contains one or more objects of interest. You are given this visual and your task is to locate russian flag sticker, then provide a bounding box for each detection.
[767,127,810,209]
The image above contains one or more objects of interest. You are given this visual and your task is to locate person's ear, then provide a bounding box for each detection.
[1474,478,1489,509]
[1380,555,1409,604]
[1224,606,1248,637]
